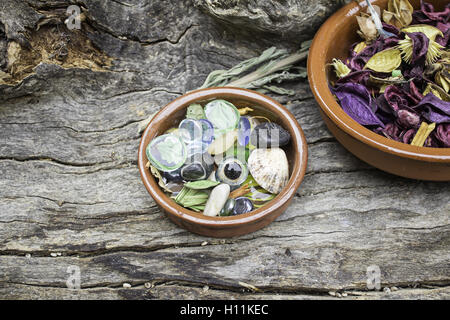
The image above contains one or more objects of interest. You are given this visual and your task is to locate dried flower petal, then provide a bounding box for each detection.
[383,0,414,29]
[356,15,378,41]
[331,58,351,78]
[332,83,385,127]
[434,123,450,147]
[414,93,450,124]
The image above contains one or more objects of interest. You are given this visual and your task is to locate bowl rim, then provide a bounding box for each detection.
[138,87,308,228]
[307,0,450,163]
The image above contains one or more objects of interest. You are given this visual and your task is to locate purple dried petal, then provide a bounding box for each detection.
[336,70,372,86]
[412,1,450,24]
[347,37,399,71]
[407,32,430,64]
[382,122,402,141]
[382,23,400,36]
[401,128,416,144]
[384,85,410,112]
[436,22,450,46]
[332,83,385,127]
[408,81,424,103]
[402,63,425,80]
[434,123,450,147]
[414,93,450,124]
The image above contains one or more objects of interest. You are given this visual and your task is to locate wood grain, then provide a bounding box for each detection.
[0,0,448,300]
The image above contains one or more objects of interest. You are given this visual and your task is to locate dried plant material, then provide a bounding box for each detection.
[230,183,251,199]
[365,1,396,38]
[423,83,450,101]
[184,180,220,190]
[238,281,260,292]
[435,71,449,93]
[365,48,402,73]
[238,107,254,115]
[331,58,351,78]
[398,35,444,65]
[368,74,408,88]
[199,41,310,95]
[174,187,209,211]
[383,0,414,29]
[354,42,368,54]
[149,165,174,193]
[411,122,436,147]
[356,15,378,41]
[402,24,444,41]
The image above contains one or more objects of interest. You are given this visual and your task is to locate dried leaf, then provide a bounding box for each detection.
[423,83,450,101]
[184,180,220,190]
[356,15,378,41]
[402,24,444,41]
[175,187,209,208]
[149,165,174,193]
[411,122,436,147]
[435,72,450,93]
[365,48,402,73]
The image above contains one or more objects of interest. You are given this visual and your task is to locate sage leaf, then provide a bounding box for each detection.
[185,180,220,190]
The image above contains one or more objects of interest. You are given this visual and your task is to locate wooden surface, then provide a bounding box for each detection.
[0,0,449,300]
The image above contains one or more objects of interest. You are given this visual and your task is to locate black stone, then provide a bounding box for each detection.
[180,153,214,181]
[220,198,236,216]
[162,168,183,183]
[250,122,290,148]
[181,163,206,181]
[224,162,242,180]
[232,197,254,215]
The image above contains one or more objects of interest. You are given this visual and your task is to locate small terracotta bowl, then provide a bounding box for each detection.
[308,0,450,181]
[138,87,308,237]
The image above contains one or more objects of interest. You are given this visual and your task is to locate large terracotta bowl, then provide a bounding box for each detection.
[308,0,450,181]
[138,87,308,238]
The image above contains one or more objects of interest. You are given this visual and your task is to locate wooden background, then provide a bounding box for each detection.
[0,0,449,299]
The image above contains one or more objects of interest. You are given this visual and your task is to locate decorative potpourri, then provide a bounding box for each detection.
[330,0,450,148]
[146,99,292,216]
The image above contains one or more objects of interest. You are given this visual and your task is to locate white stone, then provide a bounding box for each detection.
[203,184,230,217]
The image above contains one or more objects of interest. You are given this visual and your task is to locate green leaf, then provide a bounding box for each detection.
[175,187,209,208]
[186,103,205,120]
[185,180,220,190]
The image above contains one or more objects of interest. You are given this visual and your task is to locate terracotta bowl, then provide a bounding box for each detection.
[308,0,450,181]
[138,87,308,238]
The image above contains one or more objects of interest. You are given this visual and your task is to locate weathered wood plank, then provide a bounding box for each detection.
[0,0,448,300]
[1,283,448,300]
